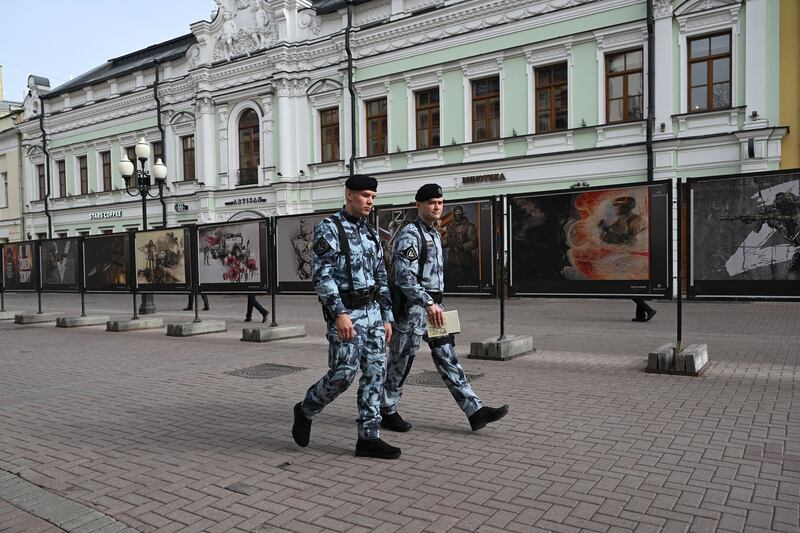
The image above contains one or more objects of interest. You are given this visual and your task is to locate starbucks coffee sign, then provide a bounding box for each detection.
[89,210,123,220]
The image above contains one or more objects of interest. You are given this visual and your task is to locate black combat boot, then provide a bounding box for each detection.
[468,405,509,431]
[291,402,311,447]
[355,438,402,459]
[380,409,412,432]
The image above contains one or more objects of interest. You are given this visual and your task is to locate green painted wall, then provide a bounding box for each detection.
[571,41,599,127]
[442,69,465,145]
[390,81,408,152]
[49,118,156,149]
[765,0,780,124]
[503,55,528,137]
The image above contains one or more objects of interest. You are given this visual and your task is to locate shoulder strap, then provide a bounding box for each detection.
[330,215,354,291]
[413,220,427,284]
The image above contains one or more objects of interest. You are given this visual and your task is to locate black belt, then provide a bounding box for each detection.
[341,286,378,309]
[428,292,443,304]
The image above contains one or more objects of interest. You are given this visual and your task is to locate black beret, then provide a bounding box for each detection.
[345,174,378,191]
[415,183,443,202]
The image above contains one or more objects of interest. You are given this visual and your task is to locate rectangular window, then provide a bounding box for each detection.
[415,88,440,149]
[606,49,644,123]
[472,76,501,141]
[57,232,68,238]
[0,172,8,208]
[36,164,46,201]
[78,156,88,195]
[365,98,388,156]
[152,141,163,164]
[182,135,195,181]
[535,63,568,132]
[57,160,66,197]
[101,151,112,192]
[688,32,731,112]
[102,228,114,234]
[320,108,340,162]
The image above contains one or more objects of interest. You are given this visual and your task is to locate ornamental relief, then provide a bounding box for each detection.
[211,0,276,62]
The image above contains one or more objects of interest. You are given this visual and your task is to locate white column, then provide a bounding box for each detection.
[744,0,768,129]
[196,96,216,187]
[343,80,355,164]
[162,110,177,187]
[653,2,674,138]
[260,94,274,181]
[294,82,309,177]
[217,105,229,187]
[276,80,296,179]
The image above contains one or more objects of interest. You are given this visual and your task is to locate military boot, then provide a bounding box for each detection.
[380,409,412,432]
[291,402,311,447]
[468,405,509,431]
[355,438,402,459]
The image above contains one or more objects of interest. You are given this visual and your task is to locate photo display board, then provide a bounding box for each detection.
[375,199,494,295]
[133,227,190,292]
[83,233,130,292]
[2,241,38,291]
[40,237,82,292]
[509,181,671,297]
[690,171,800,298]
[275,212,334,293]
[196,220,269,293]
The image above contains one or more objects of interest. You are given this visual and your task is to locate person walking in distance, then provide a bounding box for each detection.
[245,294,269,322]
[291,174,400,459]
[381,183,509,433]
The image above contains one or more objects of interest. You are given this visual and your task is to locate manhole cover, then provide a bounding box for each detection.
[405,370,482,387]
[225,363,305,379]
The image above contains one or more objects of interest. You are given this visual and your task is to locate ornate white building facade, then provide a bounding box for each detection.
[16,0,789,237]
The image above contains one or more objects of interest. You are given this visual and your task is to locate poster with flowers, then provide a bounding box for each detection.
[196,220,269,293]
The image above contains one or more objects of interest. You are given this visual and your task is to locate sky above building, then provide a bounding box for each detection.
[0,0,214,103]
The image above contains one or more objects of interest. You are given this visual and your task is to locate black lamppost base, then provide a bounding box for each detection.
[139,294,157,315]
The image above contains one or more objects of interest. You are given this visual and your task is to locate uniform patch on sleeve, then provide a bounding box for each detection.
[313,237,333,255]
[402,245,418,261]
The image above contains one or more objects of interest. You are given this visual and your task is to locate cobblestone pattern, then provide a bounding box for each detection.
[0,293,797,532]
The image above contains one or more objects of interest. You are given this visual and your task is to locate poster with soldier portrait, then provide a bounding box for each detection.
[375,199,494,294]
[690,171,800,298]
[133,227,190,292]
[2,241,37,291]
[83,233,130,292]
[40,237,81,292]
[196,220,268,293]
[509,182,671,297]
[276,212,333,292]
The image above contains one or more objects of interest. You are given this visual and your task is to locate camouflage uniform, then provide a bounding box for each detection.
[382,218,483,417]
[299,209,394,440]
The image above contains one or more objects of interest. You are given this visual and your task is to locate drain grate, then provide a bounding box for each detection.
[405,370,482,387]
[225,362,305,380]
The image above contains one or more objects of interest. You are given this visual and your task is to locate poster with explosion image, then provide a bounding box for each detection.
[375,200,494,294]
[83,234,130,292]
[196,220,268,293]
[276,212,334,293]
[509,182,671,296]
[134,227,190,292]
[690,171,800,298]
[2,241,38,291]
[40,237,82,292]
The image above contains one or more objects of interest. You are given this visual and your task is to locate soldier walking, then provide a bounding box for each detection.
[291,175,401,459]
[381,183,509,433]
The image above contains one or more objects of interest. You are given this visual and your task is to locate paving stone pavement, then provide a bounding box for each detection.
[0,292,798,532]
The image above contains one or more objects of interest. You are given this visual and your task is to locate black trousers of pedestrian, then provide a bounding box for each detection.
[186,293,209,310]
[632,298,654,319]
[246,294,267,319]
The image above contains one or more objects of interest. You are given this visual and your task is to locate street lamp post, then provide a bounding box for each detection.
[119,137,168,315]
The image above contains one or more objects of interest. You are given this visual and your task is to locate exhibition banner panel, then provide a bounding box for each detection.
[375,199,494,295]
[133,227,191,292]
[276,212,333,293]
[690,171,800,298]
[40,237,82,292]
[2,241,38,291]
[83,233,131,292]
[509,181,671,297]
[196,220,269,293]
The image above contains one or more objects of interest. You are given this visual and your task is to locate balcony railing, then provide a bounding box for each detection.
[237,167,258,186]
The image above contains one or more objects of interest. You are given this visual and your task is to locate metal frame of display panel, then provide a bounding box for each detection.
[373,197,496,296]
[1,240,40,292]
[508,180,673,298]
[82,233,132,293]
[275,210,337,294]
[132,226,192,293]
[194,219,271,294]
[687,169,800,300]
[39,236,83,293]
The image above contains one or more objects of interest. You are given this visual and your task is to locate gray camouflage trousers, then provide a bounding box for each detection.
[300,302,387,440]
[382,304,482,417]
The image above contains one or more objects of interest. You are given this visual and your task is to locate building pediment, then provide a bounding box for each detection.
[674,0,740,17]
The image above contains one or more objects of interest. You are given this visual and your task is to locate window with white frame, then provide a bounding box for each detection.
[535,63,568,132]
[181,135,195,181]
[471,76,500,141]
[688,31,731,112]
[57,160,66,197]
[365,98,388,156]
[320,108,340,162]
[36,164,46,200]
[415,88,440,149]
[605,49,644,123]
[0,172,8,208]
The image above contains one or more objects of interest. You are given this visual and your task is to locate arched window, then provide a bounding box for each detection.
[238,109,260,185]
